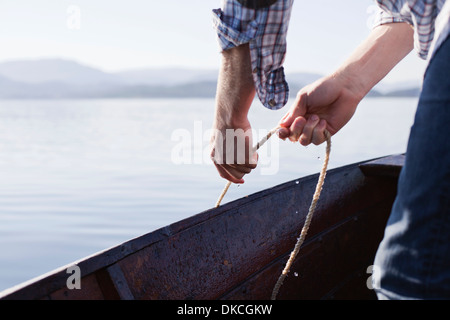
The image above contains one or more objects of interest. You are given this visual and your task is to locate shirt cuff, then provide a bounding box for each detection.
[212,0,292,110]
[372,8,408,28]
[212,8,259,51]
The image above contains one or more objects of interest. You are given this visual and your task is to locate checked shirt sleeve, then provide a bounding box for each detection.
[373,0,446,60]
[212,0,294,110]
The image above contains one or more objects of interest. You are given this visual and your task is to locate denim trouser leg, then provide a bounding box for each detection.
[374,36,450,300]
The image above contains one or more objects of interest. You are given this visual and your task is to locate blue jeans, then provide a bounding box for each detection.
[374,36,450,300]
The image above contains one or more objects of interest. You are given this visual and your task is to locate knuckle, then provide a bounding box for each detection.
[293,117,306,127]
[313,140,322,146]
[296,90,307,101]
[218,172,227,179]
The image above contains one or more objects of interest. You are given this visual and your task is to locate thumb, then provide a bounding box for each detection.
[279,91,308,128]
[250,150,259,165]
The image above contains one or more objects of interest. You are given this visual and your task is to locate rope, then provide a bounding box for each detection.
[271,130,331,300]
[214,125,332,300]
[215,180,231,208]
[215,126,280,208]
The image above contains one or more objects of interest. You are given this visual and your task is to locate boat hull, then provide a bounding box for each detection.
[0,155,404,300]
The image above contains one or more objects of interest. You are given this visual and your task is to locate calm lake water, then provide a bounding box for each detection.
[0,97,418,292]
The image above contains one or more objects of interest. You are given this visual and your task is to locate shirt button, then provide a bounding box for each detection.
[252,67,259,74]
[268,99,276,107]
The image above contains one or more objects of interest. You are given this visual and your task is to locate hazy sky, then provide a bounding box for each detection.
[0,0,427,83]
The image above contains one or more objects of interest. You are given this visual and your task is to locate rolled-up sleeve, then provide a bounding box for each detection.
[372,7,408,28]
[212,0,294,110]
[212,6,259,51]
[373,0,445,60]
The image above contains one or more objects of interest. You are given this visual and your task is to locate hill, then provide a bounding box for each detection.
[0,59,421,99]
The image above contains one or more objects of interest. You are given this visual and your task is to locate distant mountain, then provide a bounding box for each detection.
[286,73,423,98]
[116,68,218,86]
[373,80,423,97]
[285,72,322,87]
[0,58,420,99]
[0,59,119,85]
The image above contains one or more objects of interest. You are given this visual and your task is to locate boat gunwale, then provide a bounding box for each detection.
[0,153,405,300]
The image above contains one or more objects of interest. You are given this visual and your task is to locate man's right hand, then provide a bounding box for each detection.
[277,73,363,146]
[278,23,414,146]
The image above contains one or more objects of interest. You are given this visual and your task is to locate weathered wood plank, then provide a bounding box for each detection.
[48,273,104,300]
[115,164,395,299]
[220,195,394,300]
[359,154,405,178]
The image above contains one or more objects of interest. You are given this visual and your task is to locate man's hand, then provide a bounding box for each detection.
[278,73,362,145]
[278,23,414,146]
[210,43,257,184]
[210,117,258,184]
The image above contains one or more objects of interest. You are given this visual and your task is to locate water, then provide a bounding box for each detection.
[0,97,417,292]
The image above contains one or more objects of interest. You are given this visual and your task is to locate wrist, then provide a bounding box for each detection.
[213,43,255,130]
[331,68,368,103]
[213,103,250,131]
[332,23,414,101]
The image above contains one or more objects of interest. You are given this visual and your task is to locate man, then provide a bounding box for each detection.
[210,0,450,299]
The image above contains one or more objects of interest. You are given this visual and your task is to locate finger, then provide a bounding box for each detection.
[214,163,245,184]
[242,149,258,167]
[279,91,308,127]
[210,147,221,166]
[228,164,253,174]
[279,111,292,127]
[299,115,320,146]
[227,150,258,173]
[230,150,258,168]
[249,151,258,166]
[311,119,328,145]
[289,116,307,142]
[222,164,247,182]
[277,127,290,140]
[228,159,257,169]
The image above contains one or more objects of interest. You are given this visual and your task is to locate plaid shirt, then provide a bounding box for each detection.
[213,0,449,110]
[212,0,293,110]
[374,0,449,60]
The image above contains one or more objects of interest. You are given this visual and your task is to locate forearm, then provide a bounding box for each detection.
[334,23,414,100]
[278,22,414,146]
[213,43,256,129]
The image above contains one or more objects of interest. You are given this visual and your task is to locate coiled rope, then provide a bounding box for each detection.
[214,126,332,300]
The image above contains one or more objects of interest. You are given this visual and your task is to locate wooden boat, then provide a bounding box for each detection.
[0,154,404,300]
